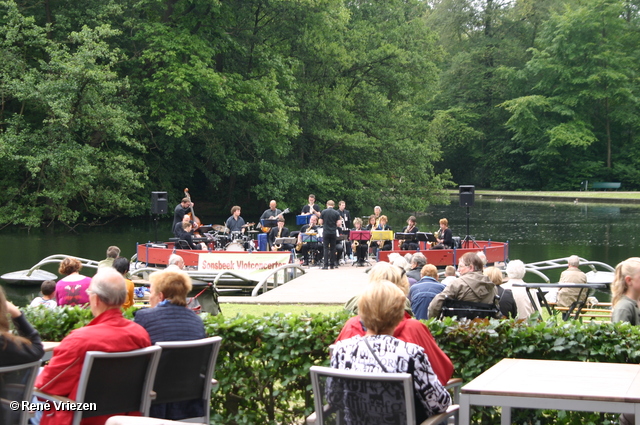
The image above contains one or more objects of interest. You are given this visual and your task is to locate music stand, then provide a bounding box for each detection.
[296,215,310,225]
[260,219,278,229]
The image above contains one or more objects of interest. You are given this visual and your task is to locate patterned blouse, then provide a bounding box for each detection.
[331,334,451,423]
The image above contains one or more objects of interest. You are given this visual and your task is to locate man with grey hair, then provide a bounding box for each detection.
[557,255,587,308]
[428,252,497,319]
[167,254,185,271]
[500,259,540,319]
[98,245,121,269]
[35,268,151,425]
[407,252,427,282]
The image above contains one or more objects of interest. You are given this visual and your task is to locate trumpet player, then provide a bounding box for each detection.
[269,218,293,251]
[401,216,420,251]
[351,217,369,266]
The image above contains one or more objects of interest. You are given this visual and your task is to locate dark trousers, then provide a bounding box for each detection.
[323,233,337,267]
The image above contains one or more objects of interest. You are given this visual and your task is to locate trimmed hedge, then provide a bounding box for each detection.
[22,306,640,424]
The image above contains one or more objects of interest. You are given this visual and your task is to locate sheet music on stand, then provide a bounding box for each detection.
[371,230,393,241]
[275,237,297,245]
[417,232,438,243]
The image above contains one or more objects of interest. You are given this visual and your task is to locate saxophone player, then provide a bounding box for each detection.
[351,217,369,266]
[269,218,293,251]
[298,215,322,266]
[401,216,420,250]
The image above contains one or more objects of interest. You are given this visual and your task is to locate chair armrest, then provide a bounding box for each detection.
[419,404,459,425]
[445,378,463,404]
[306,404,335,425]
[33,390,74,404]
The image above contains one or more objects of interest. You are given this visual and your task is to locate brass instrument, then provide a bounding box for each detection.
[352,240,359,252]
[432,228,440,247]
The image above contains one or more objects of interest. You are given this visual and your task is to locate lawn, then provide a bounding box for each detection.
[446,189,640,199]
[218,303,343,317]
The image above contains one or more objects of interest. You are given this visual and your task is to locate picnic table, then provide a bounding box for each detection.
[460,358,640,425]
[511,282,607,319]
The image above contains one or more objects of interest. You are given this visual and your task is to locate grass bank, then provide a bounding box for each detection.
[219,303,342,317]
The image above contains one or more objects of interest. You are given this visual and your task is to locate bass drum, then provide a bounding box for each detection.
[225,241,245,252]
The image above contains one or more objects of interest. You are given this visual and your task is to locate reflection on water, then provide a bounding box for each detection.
[2,199,639,305]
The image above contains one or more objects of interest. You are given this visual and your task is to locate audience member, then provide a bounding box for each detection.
[501,260,538,319]
[611,257,640,425]
[612,257,640,325]
[428,252,496,319]
[166,254,185,271]
[441,266,457,285]
[1,286,44,366]
[55,257,91,307]
[406,253,427,282]
[113,257,135,309]
[556,255,588,308]
[332,281,451,423]
[337,262,453,385]
[29,280,57,309]
[484,267,517,319]
[410,265,446,320]
[98,246,121,269]
[36,268,151,425]
[134,270,206,420]
[343,262,411,315]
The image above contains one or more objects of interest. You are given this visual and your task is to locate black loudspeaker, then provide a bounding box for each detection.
[151,191,168,214]
[459,185,475,207]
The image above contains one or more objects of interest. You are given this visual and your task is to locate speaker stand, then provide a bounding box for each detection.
[462,206,479,248]
[153,215,159,243]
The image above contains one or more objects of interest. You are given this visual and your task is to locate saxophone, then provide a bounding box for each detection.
[273,227,282,251]
[432,228,440,247]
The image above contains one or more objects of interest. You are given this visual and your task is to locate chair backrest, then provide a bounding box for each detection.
[153,337,222,421]
[73,345,162,424]
[440,296,502,320]
[0,361,40,425]
[309,365,415,425]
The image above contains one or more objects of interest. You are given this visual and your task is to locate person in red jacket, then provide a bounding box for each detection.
[336,262,454,385]
[35,268,151,425]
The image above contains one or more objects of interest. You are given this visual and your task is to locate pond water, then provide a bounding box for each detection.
[2,198,637,306]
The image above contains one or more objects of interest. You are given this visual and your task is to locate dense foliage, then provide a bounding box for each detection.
[24,306,640,424]
[2,0,640,226]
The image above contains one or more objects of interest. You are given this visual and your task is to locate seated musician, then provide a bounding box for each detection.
[301,194,321,218]
[432,218,453,249]
[176,222,206,250]
[335,218,346,264]
[298,215,323,266]
[269,218,294,251]
[373,215,392,251]
[225,206,246,234]
[351,217,369,267]
[173,214,194,238]
[401,215,420,250]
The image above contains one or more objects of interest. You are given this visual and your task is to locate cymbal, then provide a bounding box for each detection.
[241,224,252,228]
[248,230,260,234]
[211,224,226,232]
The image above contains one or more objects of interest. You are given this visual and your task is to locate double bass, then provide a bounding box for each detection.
[183,188,202,235]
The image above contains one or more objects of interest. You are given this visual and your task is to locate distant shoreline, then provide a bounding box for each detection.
[446,190,640,205]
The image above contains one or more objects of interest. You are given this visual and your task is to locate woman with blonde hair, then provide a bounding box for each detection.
[484,267,516,319]
[0,287,44,366]
[332,281,451,423]
[611,257,640,325]
[55,257,92,307]
[338,262,454,386]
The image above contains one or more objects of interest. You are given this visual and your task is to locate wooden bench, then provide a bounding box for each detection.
[554,306,612,322]
[580,181,621,191]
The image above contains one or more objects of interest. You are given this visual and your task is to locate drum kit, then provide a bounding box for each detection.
[203,224,258,251]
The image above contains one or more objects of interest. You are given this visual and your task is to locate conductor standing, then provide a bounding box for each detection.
[320,200,341,270]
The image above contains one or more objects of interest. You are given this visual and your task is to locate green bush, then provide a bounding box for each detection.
[23,306,640,424]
